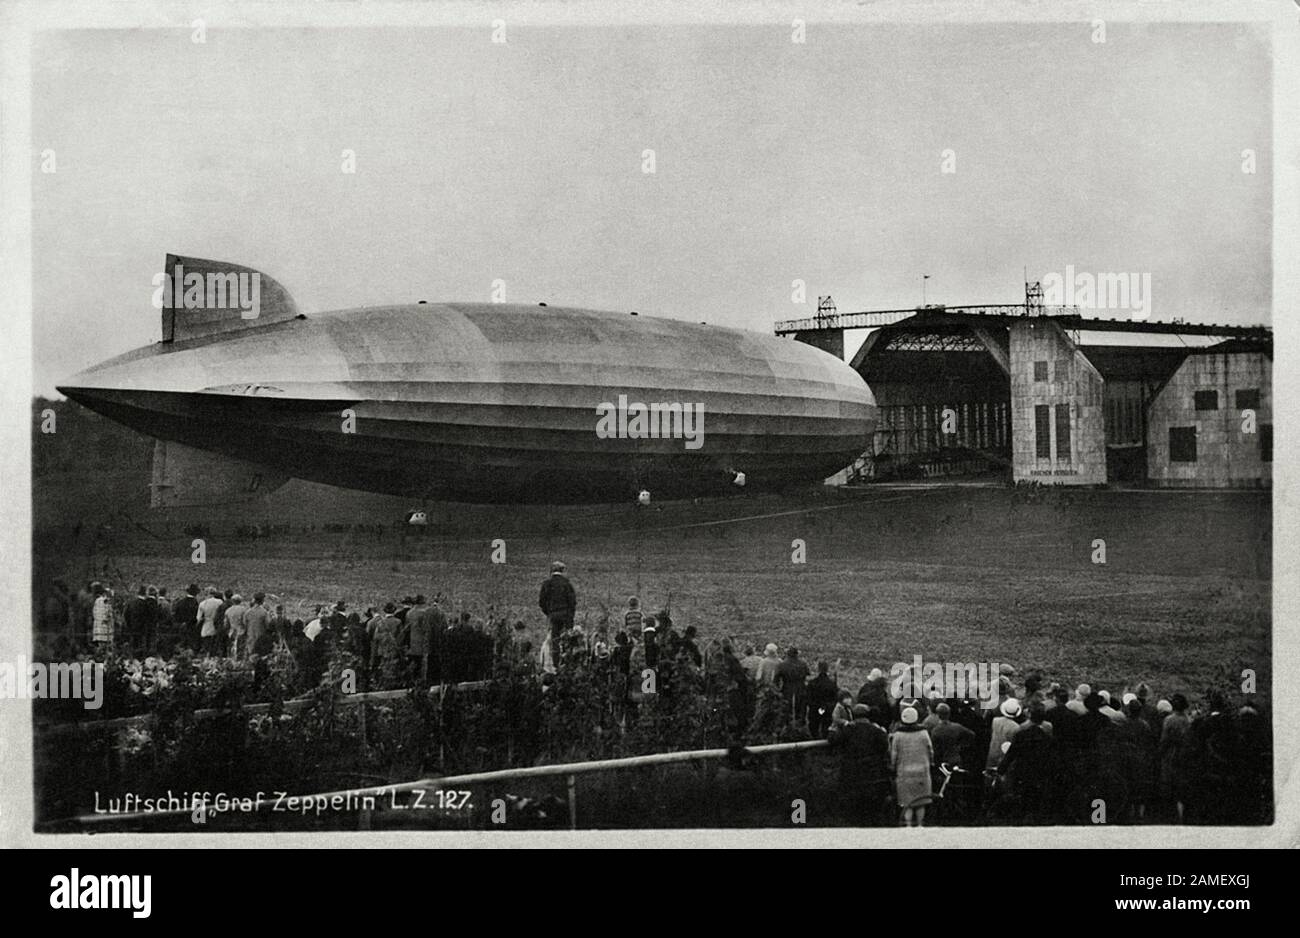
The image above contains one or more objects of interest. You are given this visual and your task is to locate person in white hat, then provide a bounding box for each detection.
[890,706,934,827]
[987,696,1022,770]
[756,643,781,685]
[1067,683,1091,716]
[1100,691,1128,724]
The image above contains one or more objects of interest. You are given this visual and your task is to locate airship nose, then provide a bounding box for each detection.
[57,384,144,420]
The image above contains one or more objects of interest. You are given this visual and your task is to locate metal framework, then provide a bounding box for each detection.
[876,330,987,353]
[774,304,1271,339]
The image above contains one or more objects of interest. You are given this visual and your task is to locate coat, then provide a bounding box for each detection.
[172,595,200,643]
[538,574,576,620]
[986,715,1021,769]
[890,725,934,807]
[405,604,431,655]
[828,719,891,790]
[930,719,976,769]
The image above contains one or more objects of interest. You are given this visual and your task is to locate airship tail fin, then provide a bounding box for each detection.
[160,254,300,343]
[149,439,289,508]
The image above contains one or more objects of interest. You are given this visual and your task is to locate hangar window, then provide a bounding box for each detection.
[1033,360,1048,382]
[1055,404,1071,460]
[1035,405,1051,458]
[1169,426,1197,462]
[1261,424,1272,463]
[1236,389,1260,410]
[1194,390,1218,411]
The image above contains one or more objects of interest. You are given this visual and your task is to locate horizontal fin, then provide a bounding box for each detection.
[160,254,299,343]
[149,439,288,508]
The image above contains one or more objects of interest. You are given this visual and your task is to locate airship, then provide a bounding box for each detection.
[58,255,876,506]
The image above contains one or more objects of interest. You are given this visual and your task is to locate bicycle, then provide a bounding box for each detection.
[901,762,976,826]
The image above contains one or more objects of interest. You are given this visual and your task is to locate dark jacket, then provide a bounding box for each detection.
[538,574,576,619]
[776,657,811,700]
[172,595,200,642]
[856,676,891,713]
[808,674,839,715]
[123,596,157,643]
[828,719,891,787]
[998,722,1054,781]
[930,719,976,769]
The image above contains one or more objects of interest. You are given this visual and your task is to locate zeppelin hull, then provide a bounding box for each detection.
[60,302,876,504]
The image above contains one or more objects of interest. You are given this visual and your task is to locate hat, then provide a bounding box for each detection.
[867,668,883,681]
[1000,698,1021,718]
[1157,699,1173,714]
[764,643,778,655]
[551,561,566,572]
[900,707,919,725]
[1098,690,1111,703]
[998,663,1017,676]
[1122,692,1137,706]
[1076,683,1091,698]
[383,602,396,613]
[851,704,871,719]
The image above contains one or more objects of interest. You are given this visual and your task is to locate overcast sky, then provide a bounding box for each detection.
[32,22,1271,395]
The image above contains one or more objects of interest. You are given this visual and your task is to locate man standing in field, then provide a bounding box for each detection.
[807,661,840,738]
[929,702,976,769]
[197,587,223,656]
[828,704,891,825]
[225,594,249,660]
[172,584,200,652]
[756,643,782,686]
[623,596,643,635]
[245,592,272,657]
[538,560,576,655]
[123,585,156,653]
[215,589,233,656]
[369,602,403,687]
[776,646,811,727]
[269,603,291,645]
[405,594,431,682]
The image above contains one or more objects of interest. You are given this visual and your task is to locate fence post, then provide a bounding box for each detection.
[566,773,577,830]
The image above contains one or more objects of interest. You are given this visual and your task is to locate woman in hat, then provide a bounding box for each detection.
[890,706,934,827]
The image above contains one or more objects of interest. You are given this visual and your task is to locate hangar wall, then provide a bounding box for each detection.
[1146,350,1272,487]
[1009,320,1107,484]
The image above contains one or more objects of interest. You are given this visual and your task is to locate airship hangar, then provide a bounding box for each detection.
[777,290,1272,488]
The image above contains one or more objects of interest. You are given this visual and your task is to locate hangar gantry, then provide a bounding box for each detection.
[776,290,1272,487]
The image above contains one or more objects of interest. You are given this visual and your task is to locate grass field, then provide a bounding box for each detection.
[34,470,1271,705]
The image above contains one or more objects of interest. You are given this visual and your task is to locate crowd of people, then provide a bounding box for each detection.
[38,577,495,690]
[37,562,1270,826]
